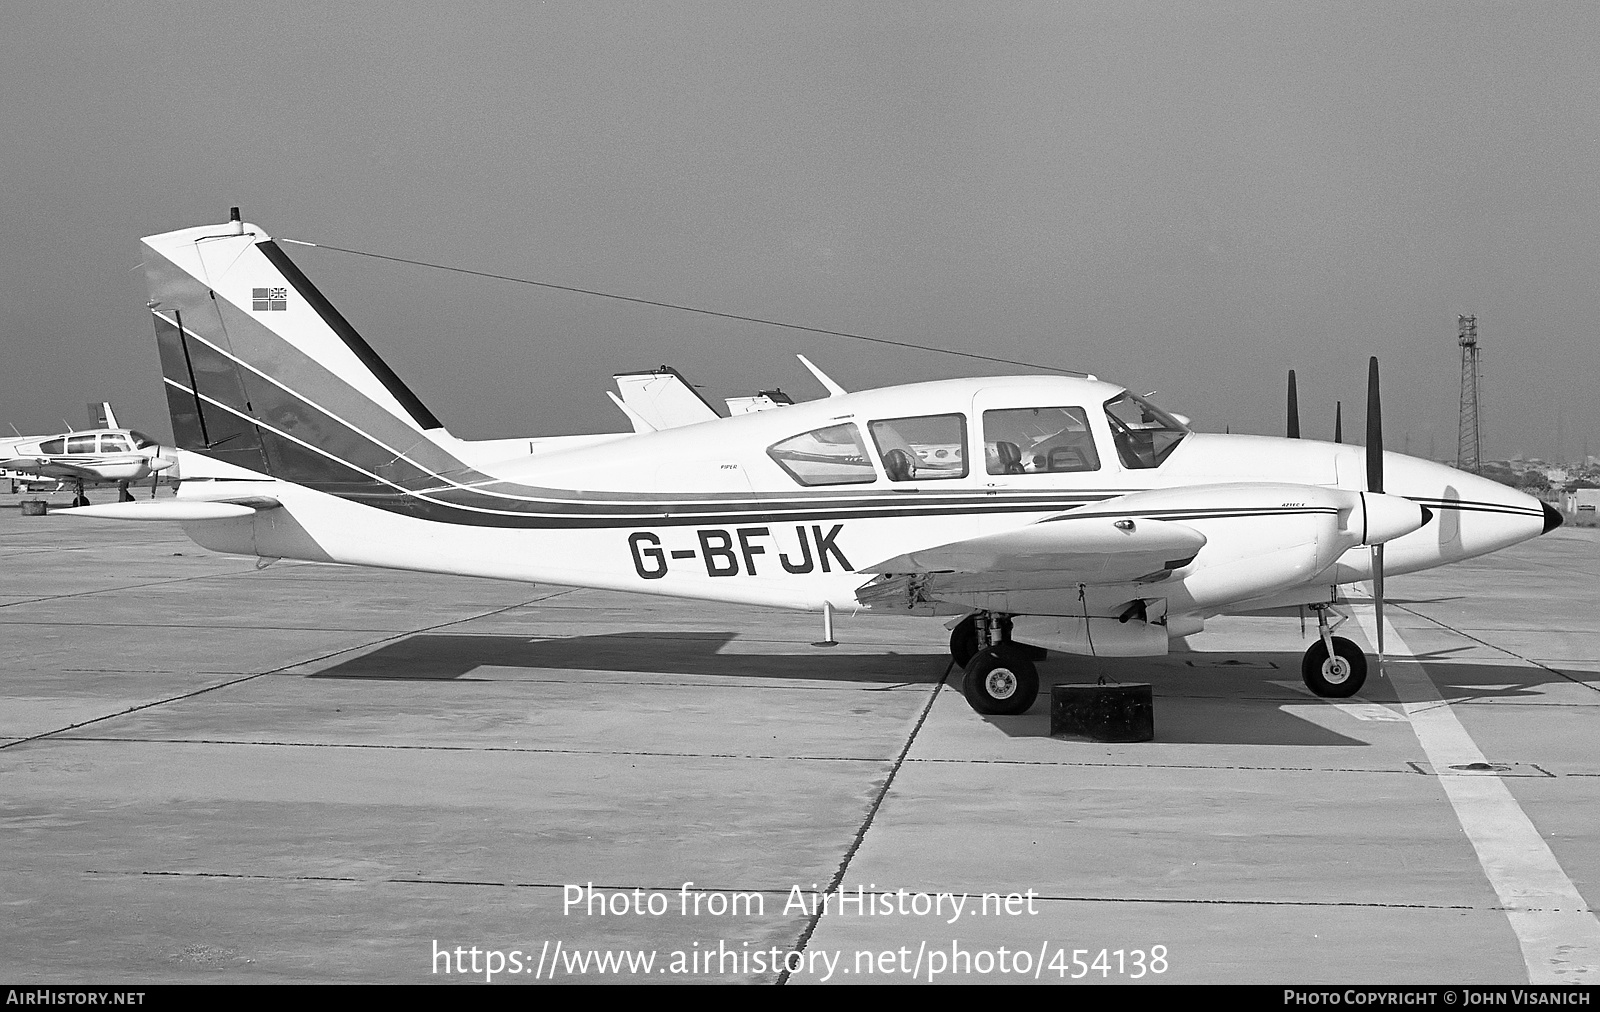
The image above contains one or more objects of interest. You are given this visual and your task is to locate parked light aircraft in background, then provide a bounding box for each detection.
[1,403,175,505]
[3,466,62,493]
[610,364,794,432]
[65,211,1562,715]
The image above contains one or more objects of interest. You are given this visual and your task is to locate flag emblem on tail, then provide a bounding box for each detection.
[251,287,288,311]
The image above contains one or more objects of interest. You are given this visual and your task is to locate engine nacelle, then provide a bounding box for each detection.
[1360,492,1431,546]
[1109,483,1361,611]
[1011,615,1168,657]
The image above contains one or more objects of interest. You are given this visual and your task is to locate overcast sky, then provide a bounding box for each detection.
[3,2,1597,462]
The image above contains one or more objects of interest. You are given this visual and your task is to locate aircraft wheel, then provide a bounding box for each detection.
[950,616,979,668]
[1301,636,1367,698]
[72,494,90,508]
[962,646,1039,716]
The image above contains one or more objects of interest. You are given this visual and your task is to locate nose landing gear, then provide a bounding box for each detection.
[1302,604,1367,697]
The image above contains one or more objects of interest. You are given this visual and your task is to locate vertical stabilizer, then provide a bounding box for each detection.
[611,366,721,430]
[141,217,464,496]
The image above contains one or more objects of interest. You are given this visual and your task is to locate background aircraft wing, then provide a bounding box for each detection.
[0,457,103,480]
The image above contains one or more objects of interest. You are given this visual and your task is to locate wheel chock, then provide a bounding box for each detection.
[1050,683,1154,742]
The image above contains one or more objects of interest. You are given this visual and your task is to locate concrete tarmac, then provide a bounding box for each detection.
[2,490,1596,985]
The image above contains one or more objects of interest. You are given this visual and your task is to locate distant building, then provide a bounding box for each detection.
[1570,488,1600,516]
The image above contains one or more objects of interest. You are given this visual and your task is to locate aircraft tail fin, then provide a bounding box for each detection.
[612,366,721,430]
[141,214,466,498]
[90,402,118,429]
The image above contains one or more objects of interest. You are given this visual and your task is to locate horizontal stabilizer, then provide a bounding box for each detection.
[57,498,281,521]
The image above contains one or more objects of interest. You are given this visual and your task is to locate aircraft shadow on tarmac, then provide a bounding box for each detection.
[305,634,1569,749]
[307,631,945,685]
[983,652,1574,746]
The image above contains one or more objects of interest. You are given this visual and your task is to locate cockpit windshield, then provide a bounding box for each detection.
[129,431,159,449]
[767,423,876,486]
[1103,392,1188,469]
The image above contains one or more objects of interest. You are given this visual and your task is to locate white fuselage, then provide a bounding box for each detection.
[167,376,1547,622]
[0,429,172,484]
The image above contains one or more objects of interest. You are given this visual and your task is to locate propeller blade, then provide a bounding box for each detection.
[1367,357,1385,677]
[1287,370,1301,439]
[1366,357,1382,493]
[1334,401,1343,443]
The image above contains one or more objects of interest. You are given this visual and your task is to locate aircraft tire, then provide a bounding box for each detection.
[72,494,90,508]
[962,646,1039,716]
[1301,636,1367,698]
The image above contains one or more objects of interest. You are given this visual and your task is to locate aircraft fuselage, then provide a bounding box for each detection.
[168,375,1549,625]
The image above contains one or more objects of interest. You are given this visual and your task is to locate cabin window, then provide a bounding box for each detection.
[1104,392,1188,469]
[867,414,967,481]
[39,438,65,454]
[767,423,877,486]
[100,434,131,452]
[982,407,1100,474]
[66,435,96,454]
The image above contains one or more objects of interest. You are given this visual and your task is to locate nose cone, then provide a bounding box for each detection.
[1378,454,1550,567]
[1542,501,1564,534]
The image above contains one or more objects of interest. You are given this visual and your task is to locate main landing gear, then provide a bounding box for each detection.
[70,480,90,509]
[950,613,1044,716]
[1301,604,1367,698]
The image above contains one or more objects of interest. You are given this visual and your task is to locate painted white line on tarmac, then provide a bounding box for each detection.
[1353,601,1600,984]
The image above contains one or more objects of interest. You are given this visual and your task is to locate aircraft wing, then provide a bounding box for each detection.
[862,514,1206,585]
[0,457,101,480]
[857,481,1378,617]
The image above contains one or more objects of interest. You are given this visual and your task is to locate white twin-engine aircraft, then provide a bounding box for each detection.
[67,212,1562,716]
[2,403,176,505]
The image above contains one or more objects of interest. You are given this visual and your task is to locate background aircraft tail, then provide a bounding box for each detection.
[141,212,467,501]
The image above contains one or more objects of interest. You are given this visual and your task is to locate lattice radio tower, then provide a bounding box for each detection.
[1457,314,1482,472]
